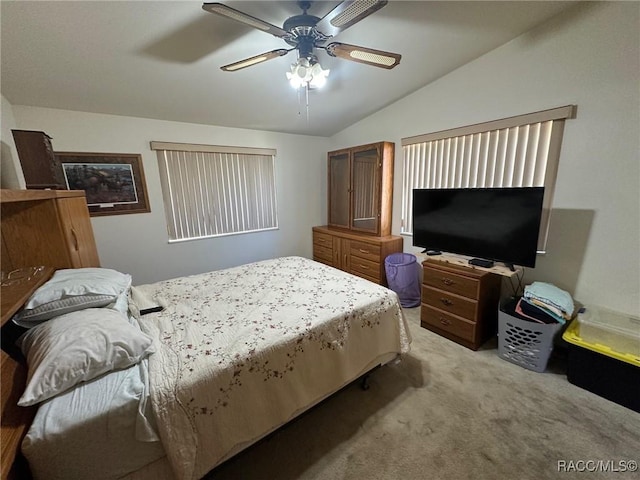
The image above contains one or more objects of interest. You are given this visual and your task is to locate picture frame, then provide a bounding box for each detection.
[55,152,151,216]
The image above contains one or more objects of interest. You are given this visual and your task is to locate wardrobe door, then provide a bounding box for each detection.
[56,197,101,267]
[350,145,380,235]
[328,150,350,229]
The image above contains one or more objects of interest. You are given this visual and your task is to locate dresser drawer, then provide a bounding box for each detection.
[423,266,479,299]
[313,231,333,249]
[350,270,380,284]
[422,285,477,320]
[313,244,333,263]
[349,240,381,263]
[350,256,381,282]
[421,304,476,343]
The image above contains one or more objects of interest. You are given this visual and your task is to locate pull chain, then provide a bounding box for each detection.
[305,84,310,124]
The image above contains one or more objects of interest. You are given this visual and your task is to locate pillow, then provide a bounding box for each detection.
[12,294,115,328]
[107,275,133,315]
[13,267,132,326]
[17,308,155,406]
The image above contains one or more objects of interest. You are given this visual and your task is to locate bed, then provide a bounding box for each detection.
[3,256,411,480]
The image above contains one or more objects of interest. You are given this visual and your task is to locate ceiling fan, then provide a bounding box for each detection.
[202,0,401,87]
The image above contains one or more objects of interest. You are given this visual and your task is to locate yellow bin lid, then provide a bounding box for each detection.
[563,319,640,367]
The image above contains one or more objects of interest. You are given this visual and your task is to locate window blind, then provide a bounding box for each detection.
[400,105,576,251]
[151,142,278,242]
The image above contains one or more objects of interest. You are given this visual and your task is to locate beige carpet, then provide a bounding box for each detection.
[208,307,640,480]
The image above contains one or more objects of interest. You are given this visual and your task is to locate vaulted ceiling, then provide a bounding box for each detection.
[1,1,576,137]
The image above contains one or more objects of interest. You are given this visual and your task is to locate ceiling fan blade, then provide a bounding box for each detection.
[325,42,401,69]
[315,0,388,37]
[221,49,291,72]
[202,2,289,38]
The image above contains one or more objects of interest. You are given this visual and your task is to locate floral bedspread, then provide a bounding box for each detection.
[134,256,411,480]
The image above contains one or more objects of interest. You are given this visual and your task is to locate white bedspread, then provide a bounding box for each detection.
[135,256,411,480]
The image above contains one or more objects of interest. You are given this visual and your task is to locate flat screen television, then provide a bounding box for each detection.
[412,187,545,268]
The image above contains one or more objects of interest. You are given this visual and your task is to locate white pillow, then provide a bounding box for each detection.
[23,268,132,310]
[17,308,155,406]
[13,268,132,326]
[12,294,115,328]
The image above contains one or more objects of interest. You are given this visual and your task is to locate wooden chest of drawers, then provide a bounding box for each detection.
[420,259,502,350]
[312,226,403,286]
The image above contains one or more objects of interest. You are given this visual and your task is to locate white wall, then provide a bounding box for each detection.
[10,107,329,284]
[6,3,639,314]
[330,2,640,315]
[0,94,26,189]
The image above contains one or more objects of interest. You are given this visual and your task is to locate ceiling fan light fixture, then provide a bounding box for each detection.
[287,56,329,89]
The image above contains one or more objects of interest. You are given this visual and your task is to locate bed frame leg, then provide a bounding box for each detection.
[360,373,371,390]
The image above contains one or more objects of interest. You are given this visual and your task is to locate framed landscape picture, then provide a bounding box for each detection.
[56,152,150,216]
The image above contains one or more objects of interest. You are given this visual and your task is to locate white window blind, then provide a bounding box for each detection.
[151,141,278,242]
[400,105,576,250]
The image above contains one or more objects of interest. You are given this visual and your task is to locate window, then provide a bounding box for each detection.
[400,105,576,250]
[151,142,278,242]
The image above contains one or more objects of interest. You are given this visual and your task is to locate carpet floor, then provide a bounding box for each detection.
[208,307,640,480]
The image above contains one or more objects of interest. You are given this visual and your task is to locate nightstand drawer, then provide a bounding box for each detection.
[421,304,476,342]
[422,285,477,320]
[350,256,381,282]
[349,241,381,262]
[423,266,479,299]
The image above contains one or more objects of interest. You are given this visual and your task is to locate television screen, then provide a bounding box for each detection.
[412,187,545,268]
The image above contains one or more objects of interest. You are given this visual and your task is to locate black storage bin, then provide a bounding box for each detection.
[563,319,640,413]
[565,344,639,413]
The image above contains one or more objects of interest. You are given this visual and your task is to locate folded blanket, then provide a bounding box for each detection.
[528,298,569,320]
[523,282,574,317]
[520,298,565,325]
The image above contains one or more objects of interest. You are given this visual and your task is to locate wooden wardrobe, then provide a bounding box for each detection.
[313,141,403,286]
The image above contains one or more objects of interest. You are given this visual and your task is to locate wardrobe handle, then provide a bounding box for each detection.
[71,228,79,251]
[440,298,453,306]
[442,277,454,286]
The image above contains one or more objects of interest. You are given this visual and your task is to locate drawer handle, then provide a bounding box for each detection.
[439,317,451,326]
[358,248,370,254]
[359,264,369,270]
[441,277,454,286]
[440,298,453,306]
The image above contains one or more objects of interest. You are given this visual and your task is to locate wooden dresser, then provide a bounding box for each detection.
[313,226,403,286]
[420,259,502,350]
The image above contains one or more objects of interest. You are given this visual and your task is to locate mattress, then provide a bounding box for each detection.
[135,256,410,480]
